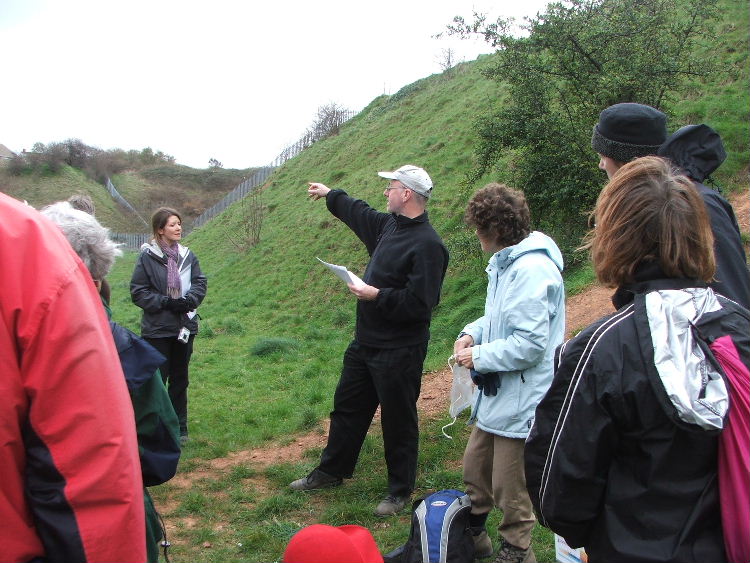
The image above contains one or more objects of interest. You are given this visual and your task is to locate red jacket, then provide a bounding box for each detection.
[0,193,146,563]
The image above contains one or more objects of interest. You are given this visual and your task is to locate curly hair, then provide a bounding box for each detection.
[586,156,715,287]
[67,193,95,215]
[465,183,531,248]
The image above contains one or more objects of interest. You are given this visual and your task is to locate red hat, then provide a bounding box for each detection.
[283,524,384,563]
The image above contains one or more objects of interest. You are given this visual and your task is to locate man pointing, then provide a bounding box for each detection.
[291,165,449,517]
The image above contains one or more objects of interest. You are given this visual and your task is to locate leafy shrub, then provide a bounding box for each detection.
[450,0,719,266]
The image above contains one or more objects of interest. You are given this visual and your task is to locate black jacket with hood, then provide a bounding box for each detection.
[130,241,208,338]
[525,264,750,563]
[325,189,448,348]
[658,124,750,309]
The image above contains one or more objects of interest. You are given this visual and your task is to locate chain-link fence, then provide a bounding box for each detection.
[105,177,149,227]
[110,109,358,248]
[191,165,275,229]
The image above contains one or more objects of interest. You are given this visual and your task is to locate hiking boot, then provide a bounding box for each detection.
[493,540,536,563]
[473,529,493,559]
[289,468,342,491]
[374,494,408,517]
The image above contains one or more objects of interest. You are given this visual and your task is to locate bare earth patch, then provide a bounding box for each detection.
[728,189,749,250]
[165,283,618,492]
[161,190,748,537]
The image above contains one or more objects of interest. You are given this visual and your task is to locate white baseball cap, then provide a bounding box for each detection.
[378,165,433,199]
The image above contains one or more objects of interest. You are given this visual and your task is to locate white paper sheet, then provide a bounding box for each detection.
[316,257,365,286]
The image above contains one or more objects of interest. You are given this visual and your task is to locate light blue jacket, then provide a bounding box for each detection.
[459,231,565,438]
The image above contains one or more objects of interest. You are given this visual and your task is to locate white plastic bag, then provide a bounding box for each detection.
[442,355,475,439]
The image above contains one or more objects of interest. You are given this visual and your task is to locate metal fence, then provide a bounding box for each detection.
[192,165,275,229]
[111,231,151,249]
[109,108,358,248]
[269,109,357,168]
[193,109,357,229]
[105,177,149,227]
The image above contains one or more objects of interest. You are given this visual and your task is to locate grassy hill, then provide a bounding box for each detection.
[0,166,142,231]
[111,164,258,227]
[7,0,746,559]
[0,163,256,232]
[1,0,745,235]
[102,3,748,555]
[672,0,749,183]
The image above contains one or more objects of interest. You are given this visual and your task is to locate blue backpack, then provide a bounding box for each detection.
[383,489,475,563]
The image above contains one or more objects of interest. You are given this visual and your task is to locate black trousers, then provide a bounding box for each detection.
[318,340,427,497]
[145,334,195,435]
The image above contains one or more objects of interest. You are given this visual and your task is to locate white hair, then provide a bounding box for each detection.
[41,201,122,281]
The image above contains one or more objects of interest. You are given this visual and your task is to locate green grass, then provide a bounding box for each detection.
[0,166,148,232]
[563,263,596,296]
[0,163,255,233]
[140,412,555,563]
[38,1,750,559]
[671,0,749,184]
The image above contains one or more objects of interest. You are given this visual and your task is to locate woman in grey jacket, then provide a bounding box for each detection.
[131,207,207,444]
[454,183,565,563]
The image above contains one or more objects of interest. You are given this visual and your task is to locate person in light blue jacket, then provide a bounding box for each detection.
[453,183,565,563]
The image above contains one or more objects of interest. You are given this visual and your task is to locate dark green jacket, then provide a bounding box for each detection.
[107,303,181,563]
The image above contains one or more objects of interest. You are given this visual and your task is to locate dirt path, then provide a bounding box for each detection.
[160,192,749,549]
[159,282,616,542]
[167,283,617,493]
[729,190,749,244]
[165,188,748,502]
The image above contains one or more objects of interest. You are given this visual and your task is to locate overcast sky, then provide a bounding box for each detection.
[1,0,549,169]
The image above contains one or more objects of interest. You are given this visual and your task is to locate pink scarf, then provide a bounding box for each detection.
[159,241,182,298]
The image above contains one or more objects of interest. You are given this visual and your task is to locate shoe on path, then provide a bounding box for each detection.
[492,540,536,563]
[473,529,493,558]
[289,468,342,491]
[374,495,408,517]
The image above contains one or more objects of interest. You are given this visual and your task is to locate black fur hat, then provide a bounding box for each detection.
[591,103,667,163]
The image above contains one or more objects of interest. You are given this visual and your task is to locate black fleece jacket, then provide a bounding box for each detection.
[526,263,750,563]
[326,189,448,348]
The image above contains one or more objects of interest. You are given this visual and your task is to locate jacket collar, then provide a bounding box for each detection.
[612,261,707,309]
[488,231,564,272]
[392,211,428,227]
[143,240,189,260]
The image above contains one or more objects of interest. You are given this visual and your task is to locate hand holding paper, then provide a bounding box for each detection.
[317,257,365,287]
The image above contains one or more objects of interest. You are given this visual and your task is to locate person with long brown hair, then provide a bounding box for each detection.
[131,207,207,445]
[525,157,749,563]
[42,201,181,563]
